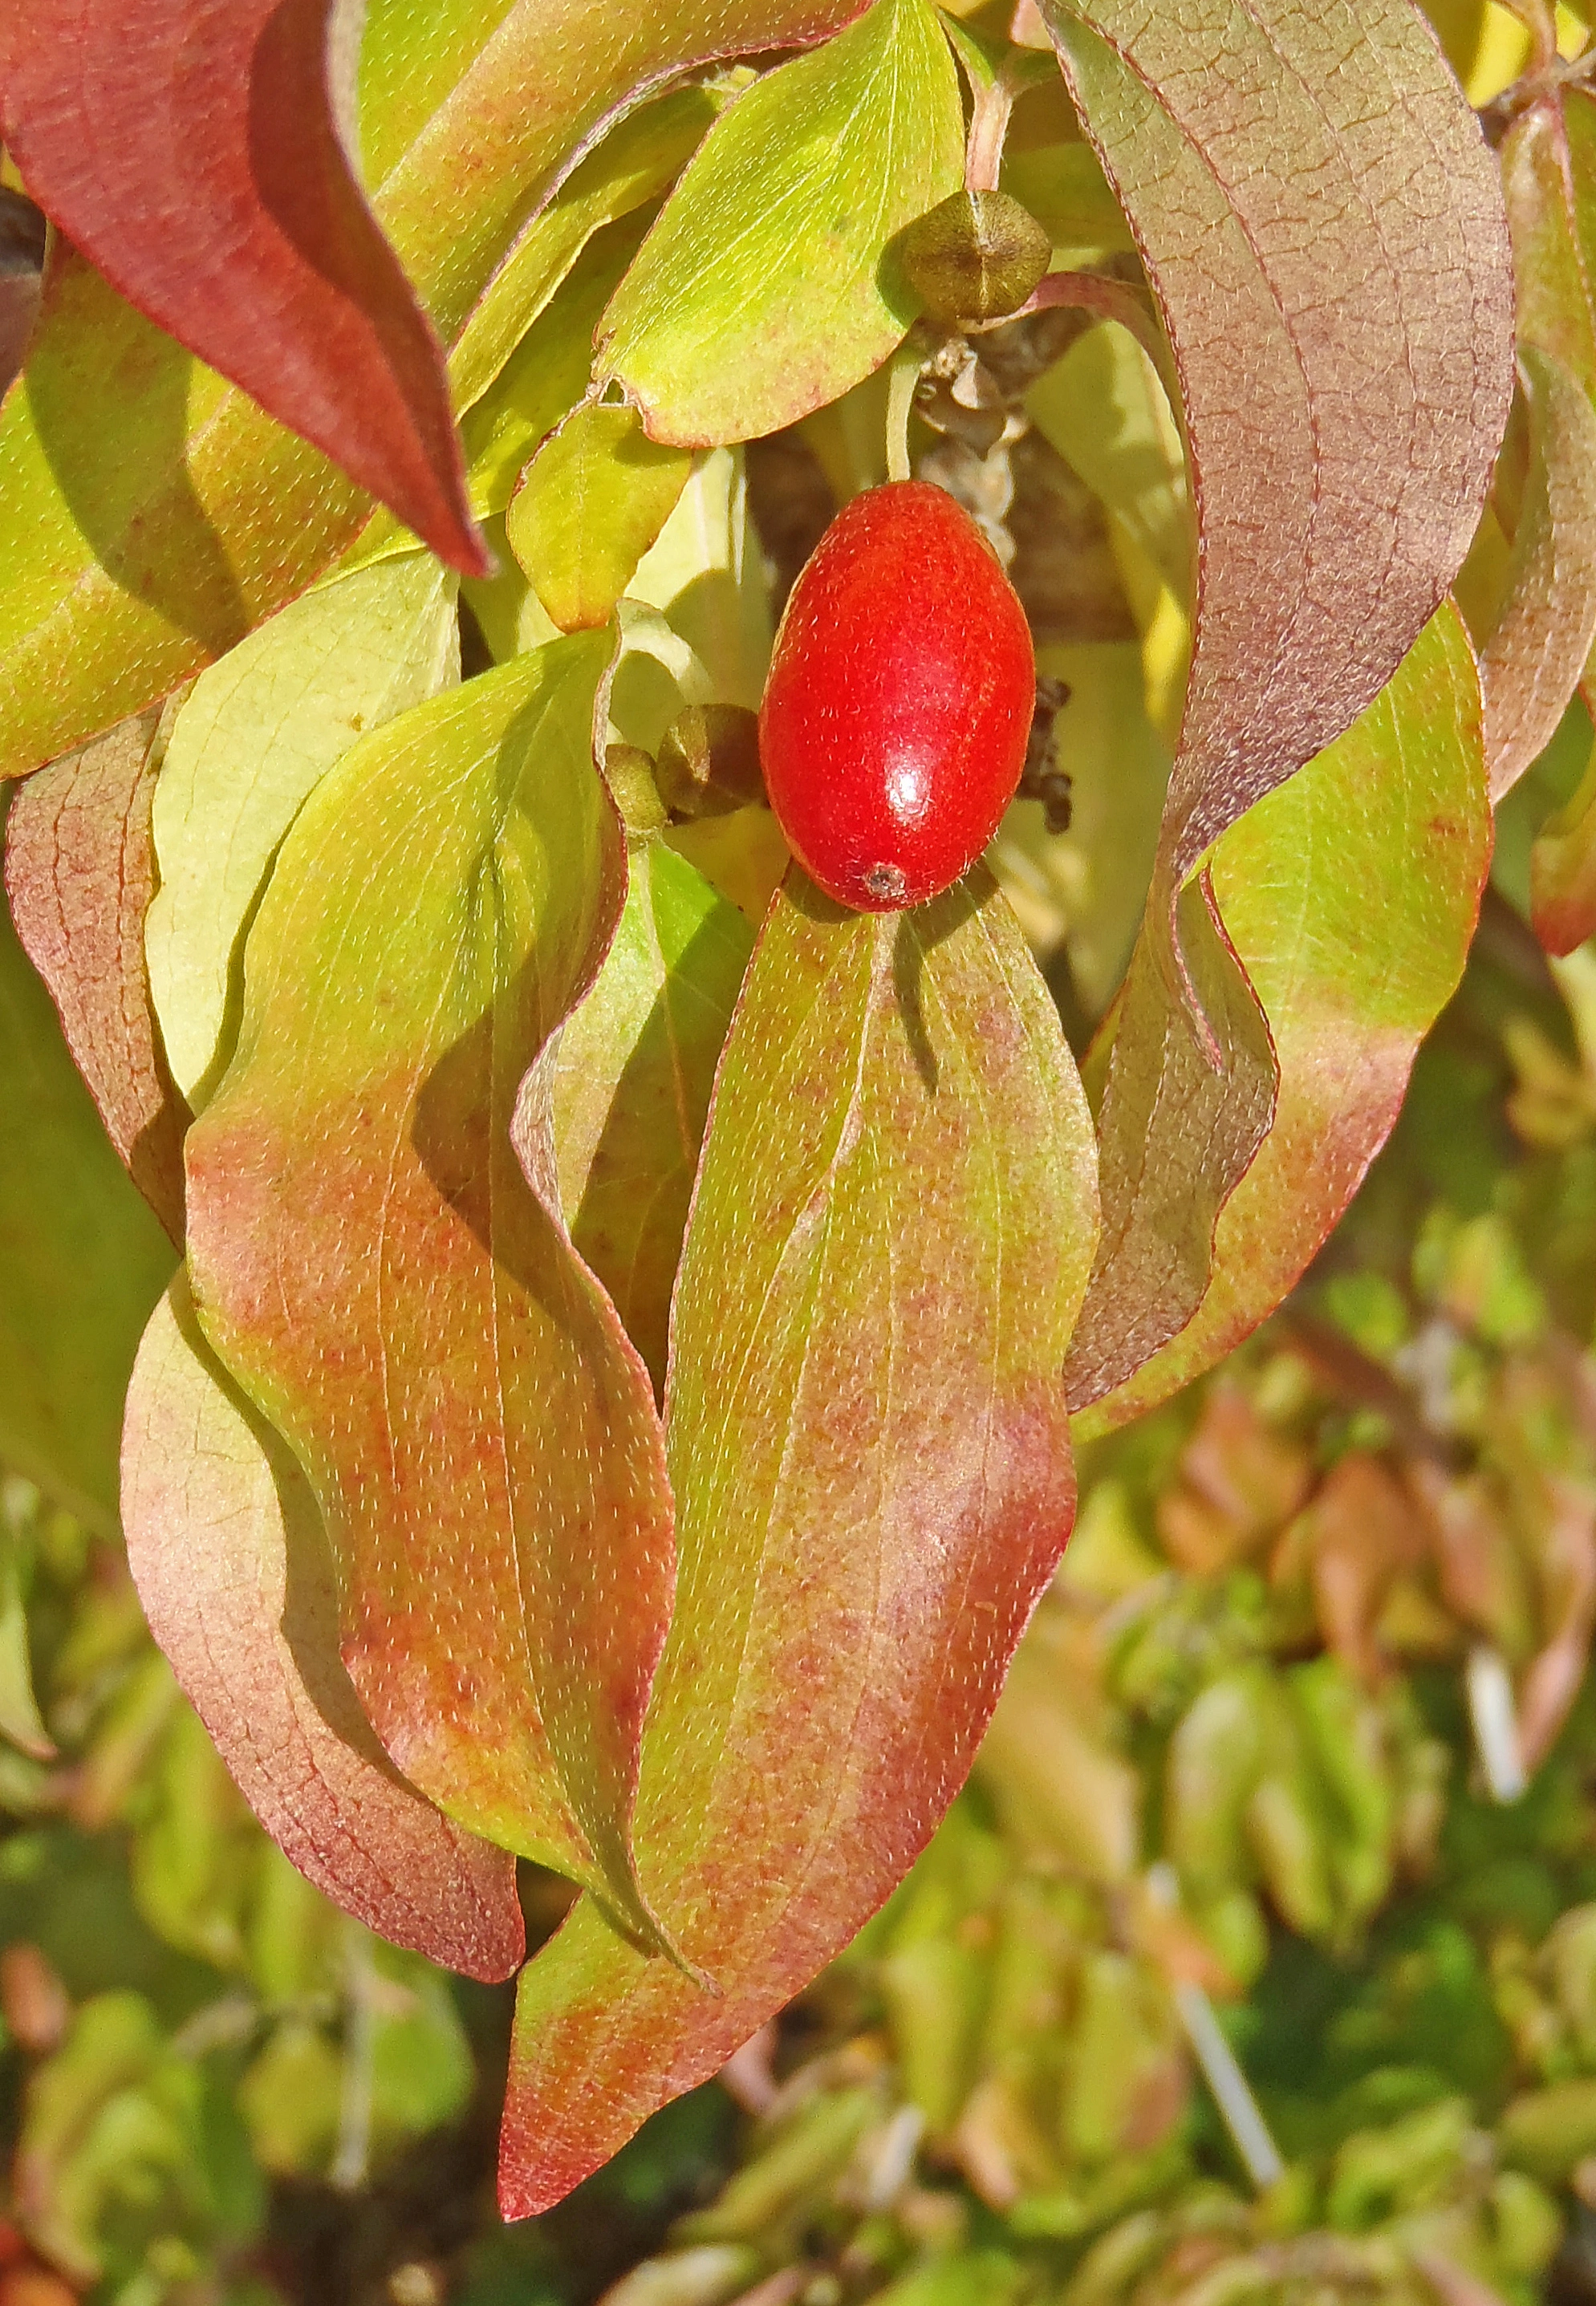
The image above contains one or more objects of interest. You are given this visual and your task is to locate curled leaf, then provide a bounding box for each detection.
[4,708,189,1243]
[502,867,1099,2212]
[122,1278,526,1980]
[1041,0,1514,1403]
[0,0,485,573]
[184,637,675,1938]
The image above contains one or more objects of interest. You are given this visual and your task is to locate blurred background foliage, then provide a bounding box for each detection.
[10,822,1596,2306]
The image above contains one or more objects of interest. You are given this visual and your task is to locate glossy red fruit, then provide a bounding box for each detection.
[759,479,1035,913]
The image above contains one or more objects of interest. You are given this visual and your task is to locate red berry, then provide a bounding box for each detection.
[758,480,1035,913]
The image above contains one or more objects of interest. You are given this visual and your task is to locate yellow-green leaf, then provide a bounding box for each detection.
[595,0,965,445]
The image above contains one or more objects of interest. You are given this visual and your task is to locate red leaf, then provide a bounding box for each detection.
[121,1276,525,1981]
[0,0,487,574]
[3,709,189,1246]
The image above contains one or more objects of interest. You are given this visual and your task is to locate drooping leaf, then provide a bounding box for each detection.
[0,0,487,574]
[595,0,965,445]
[1040,0,1514,1406]
[1476,348,1596,800]
[145,554,459,1110]
[549,836,754,1391]
[1074,605,1491,1439]
[0,0,865,782]
[120,1277,526,1981]
[4,708,189,1244]
[501,867,1099,2212]
[183,638,675,1939]
[0,814,175,1532]
[508,405,694,631]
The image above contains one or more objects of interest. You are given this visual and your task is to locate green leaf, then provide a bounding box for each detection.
[182,639,676,1941]
[1025,320,1188,607]
[0,822,175,1533]
[146,554,460,1110]
[1038,0,1514,1407]
[1000,140,1136,265]
[628,448,775,713]
[0,0,862,781]
[457,211,658,529]
[449,87,729,431]
[595,0,965,445]
[1501,90,1596,406]
[502,868,1099,2211]
[987,641,1171,1019]
[551,838,754,1391]
[1476,347,1596,801]
[1074,604,1491,1438]
[509,404,694,631]
[4,704,189,1244]
[120,1276,525,1979]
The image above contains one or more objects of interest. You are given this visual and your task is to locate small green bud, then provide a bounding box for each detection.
[655,704,766,819]
[603,744,668,837]
[898,189,1052,325]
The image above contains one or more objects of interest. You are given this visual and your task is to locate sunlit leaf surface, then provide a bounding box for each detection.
[146,554,459,1110]
[550,837,753,1392]
[122,1278,526,1979]
[1075,606,1491,1438]
[597,0,963,444]
[502,867,1099,2211]
[1042,0,1514,1404]
[184,638,675,1939]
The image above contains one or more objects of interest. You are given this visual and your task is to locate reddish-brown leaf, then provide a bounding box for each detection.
[185,637,676,1941]
[1070,607,1492,1437]
[3,710,189,1245]
[0,0,485,574]
[500,868,1099,2213]
[122,1276,525,1980]
[1041,0,1514,1403]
